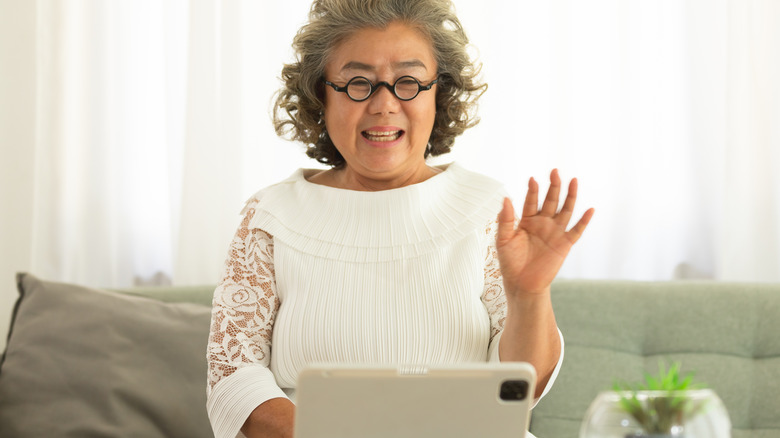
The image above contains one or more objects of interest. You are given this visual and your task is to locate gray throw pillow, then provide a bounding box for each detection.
[0,273,214,438]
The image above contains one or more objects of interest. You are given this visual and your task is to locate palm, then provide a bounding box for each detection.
[496,170,594,296]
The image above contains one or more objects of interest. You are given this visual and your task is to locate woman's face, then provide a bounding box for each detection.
[322,21,438,187]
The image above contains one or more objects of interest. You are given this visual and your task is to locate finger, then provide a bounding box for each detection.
[496,197,516,245]
[522,177,539,217]
[540,168,561,217]
[556,178,578,225]
[566,207,595,244]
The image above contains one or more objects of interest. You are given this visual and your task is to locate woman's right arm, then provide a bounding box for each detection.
[206,203,294,438]
[242,398,295,438]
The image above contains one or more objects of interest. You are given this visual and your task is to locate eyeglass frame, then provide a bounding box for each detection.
[322,75,439,102]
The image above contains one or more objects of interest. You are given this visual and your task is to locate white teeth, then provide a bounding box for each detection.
[363,130,402,142]
[365,130,400,136]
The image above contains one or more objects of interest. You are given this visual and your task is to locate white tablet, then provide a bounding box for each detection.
[294,362,536,438]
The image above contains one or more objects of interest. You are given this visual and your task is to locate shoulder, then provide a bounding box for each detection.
[436,162,505,192]
[239,168,313,216]
[433,163,508,221]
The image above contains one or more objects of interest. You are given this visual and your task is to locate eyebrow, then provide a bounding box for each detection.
[340,59,429,72]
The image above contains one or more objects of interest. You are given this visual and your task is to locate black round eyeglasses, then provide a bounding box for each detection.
[322,75,439,102]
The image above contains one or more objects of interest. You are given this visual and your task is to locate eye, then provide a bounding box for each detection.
[396,77,418,87]
[395,76,420,99]
[348,77,372,95]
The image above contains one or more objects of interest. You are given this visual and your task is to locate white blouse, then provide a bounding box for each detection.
[206,163,563,438]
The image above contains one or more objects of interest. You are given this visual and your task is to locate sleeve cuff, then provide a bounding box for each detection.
[207,366,289,438]
[532,328,564,407]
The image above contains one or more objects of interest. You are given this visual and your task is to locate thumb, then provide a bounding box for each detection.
[496,197,516,246]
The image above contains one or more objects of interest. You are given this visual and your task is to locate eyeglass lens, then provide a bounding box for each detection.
[347,76,421,101]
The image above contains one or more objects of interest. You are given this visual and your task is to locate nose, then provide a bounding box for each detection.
[367,83,401,115]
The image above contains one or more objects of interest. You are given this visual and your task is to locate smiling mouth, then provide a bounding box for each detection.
[362,129,404,142]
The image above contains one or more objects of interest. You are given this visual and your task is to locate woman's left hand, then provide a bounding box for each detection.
[496,169,594,297]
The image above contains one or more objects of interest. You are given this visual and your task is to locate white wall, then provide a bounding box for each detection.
[0,0,36,351]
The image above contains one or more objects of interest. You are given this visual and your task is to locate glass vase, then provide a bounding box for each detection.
[580,389,731,438]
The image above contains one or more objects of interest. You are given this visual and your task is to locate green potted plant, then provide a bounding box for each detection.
[612,362,703,437]
[580,362,731,438]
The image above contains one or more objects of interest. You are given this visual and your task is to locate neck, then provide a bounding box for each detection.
[310,164,442,191]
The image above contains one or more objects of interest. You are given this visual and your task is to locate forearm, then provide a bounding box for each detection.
[498,288,561,399]
[241,398,295,438]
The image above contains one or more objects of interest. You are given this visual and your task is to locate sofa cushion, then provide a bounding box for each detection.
[0,273,215,438]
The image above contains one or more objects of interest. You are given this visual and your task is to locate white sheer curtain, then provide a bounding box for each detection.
[14,0,780,288]
[27,0,317,287]
[448,0,780,281]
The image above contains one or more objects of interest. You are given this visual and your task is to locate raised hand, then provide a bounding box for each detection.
[496,169,594,297]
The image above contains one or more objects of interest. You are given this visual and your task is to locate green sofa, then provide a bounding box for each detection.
[534,280,780,438]
[1,274,778,437]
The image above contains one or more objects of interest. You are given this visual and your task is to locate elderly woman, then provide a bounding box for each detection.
[206,0,593,437]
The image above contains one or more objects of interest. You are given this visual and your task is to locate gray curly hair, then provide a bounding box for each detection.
[273,0,487,168]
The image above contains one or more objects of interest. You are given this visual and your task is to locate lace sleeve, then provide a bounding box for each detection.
[482,218,508,346]
[207,204,280,391]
